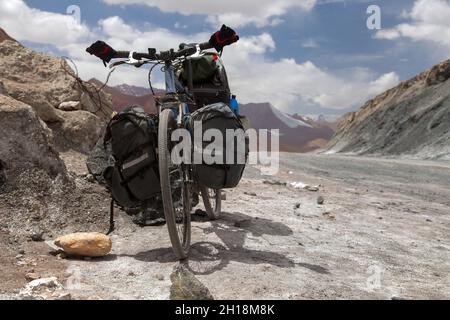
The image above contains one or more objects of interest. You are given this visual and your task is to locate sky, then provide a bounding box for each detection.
[1,0,449,118]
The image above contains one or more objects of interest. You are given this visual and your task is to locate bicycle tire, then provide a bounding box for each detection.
[200,186,221,220]
[159,108,191,260]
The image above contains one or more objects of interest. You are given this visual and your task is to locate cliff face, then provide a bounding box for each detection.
[0,27,16,43]
[326,59,450,160]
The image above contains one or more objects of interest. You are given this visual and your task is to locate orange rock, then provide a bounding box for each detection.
[54,233,112,257]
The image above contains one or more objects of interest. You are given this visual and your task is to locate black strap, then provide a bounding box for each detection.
[106,198,115,235]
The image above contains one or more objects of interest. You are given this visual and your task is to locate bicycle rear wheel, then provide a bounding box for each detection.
[200,186,221,220]
[159,108,191,260]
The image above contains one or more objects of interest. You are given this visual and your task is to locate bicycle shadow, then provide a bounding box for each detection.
[131,211,330,276]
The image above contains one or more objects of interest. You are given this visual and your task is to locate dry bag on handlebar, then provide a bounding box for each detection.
[180,53,231,109]
[181,54,219,84]
[102,106,160,208]
[189,103,248,189]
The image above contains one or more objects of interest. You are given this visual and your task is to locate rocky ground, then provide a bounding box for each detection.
[1,153,448,300]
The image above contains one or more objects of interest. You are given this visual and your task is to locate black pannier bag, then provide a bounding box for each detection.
[102,106,160,208]
[189,103,249,189]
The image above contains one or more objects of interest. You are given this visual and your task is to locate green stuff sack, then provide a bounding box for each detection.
[181,54,219,83]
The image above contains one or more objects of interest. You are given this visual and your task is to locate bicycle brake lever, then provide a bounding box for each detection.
[187,44,202,60]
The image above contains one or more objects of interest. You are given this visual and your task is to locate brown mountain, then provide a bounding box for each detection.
[240,103,335,152]
[326,59,450,160]
[99,80,336,152]
[88,78,159,113]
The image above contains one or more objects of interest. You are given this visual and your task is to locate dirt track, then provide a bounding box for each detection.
[2,153,450,299]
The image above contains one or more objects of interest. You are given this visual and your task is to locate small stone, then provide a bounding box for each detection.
[58,101,81,111]
[244,192,257,197]
[294,203,301,209]
[18,249,25,254]
[57,252,67,260]
[128,271,136,277]
[317,196,325,205]
[15,254,24,259]
[25,273,40,281]
[30,232,44,242]
[85,174,96,183]
[305,186,319,192]
[155,274,164,281]
[322,212,335,220]
[426,219,432,222]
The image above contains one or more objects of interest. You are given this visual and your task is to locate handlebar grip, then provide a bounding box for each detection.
[199,42,213,51]
[115,51,130,59]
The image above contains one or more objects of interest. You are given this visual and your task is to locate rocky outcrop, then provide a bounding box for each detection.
[0,39,114,154]
[326,59,450,160]
[0,27,16,43]
[0,94,67,178]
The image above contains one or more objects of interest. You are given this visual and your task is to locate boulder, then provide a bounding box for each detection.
[50,110,104,154]
[0,41,81,115]
[54,232,112,257]
[0,39,113,153]
[0,94,67,178]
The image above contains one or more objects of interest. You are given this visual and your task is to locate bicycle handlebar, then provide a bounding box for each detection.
[114,42,213,62]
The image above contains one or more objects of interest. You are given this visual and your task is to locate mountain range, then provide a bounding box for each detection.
[94,80,337,152]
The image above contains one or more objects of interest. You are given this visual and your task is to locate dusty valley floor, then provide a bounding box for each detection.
[1,153,449,299]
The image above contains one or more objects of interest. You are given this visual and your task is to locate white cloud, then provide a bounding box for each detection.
[221,34,399,112]
[376,0,450,49]
[102,0,316,27]
[1,1,399,114]
[0,0,92,46]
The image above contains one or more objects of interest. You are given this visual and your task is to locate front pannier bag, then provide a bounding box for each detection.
[189,103,249,189]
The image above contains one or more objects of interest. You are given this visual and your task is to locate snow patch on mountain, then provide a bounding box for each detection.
[270,105,312,128]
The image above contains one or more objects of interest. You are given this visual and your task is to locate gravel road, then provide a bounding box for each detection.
[60,153,450,300]
[3,153,449,299]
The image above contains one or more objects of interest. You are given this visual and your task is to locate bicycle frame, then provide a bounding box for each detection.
[160,60,192,127]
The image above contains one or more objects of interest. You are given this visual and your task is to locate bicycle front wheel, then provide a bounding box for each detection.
[159,108,191,260]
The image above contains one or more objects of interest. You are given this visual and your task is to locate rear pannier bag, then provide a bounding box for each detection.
[103,106,160,208]
[189,103,248,189]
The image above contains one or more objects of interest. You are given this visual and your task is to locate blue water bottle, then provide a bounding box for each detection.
[230,94,239,116]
